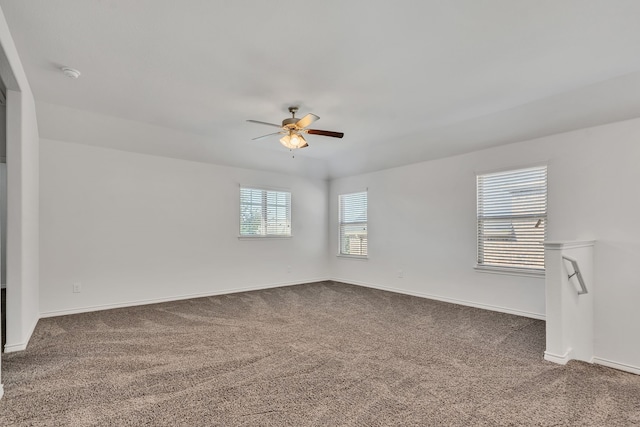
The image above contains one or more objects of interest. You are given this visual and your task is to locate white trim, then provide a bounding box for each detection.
[544,240,596,250]
[544,348,572,365]
[474,264,545,279]
[239,183,291,193]
[3,342,27,353]
[238,235,292,240]
[338,189,368,197]
[474,161,549,177]
[592,357,640,376]
[3,315,39,353]
[336,254,368,260]
[0,384,4,400]
[331,278,545,320]
[39,278,331,318]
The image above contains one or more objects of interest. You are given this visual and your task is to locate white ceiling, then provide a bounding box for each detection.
[3,0,640,179]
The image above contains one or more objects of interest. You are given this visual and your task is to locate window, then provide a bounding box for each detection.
[339,191,368,257]
[240,187,291,237]
[477,166,547,273]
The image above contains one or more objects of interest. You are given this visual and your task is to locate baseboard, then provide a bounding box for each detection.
[331,278,546,320]
[544,349,572,365]
[592,357,640,376]
[4,342,27,353]
[3,314,40,353]
[39,278,331,318]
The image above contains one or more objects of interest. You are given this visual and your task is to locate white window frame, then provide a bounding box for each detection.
[239,186,291,238]
[475,166,547,277]
[338,191,368,258]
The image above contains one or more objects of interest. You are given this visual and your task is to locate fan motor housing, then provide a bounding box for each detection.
[282,117,298,128]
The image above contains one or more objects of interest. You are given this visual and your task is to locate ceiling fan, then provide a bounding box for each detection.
[247,107,344,150]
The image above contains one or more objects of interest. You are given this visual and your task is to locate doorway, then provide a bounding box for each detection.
[0,102,5,352]
[0,161,5,352]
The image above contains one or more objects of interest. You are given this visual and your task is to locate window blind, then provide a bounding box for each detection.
[477,166,547,271]
[339,191,367,256]
[240,187,291,237]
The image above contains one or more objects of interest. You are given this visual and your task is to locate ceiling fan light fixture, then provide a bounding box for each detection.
[279,134,294,149]
[248,107,342,150]
[280,132,306,149]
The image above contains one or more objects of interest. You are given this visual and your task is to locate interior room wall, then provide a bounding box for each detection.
[329,117,640,371]
[0,5,40,358]
[0,103,5,158]
[5,89,40,353]
[39,139,329,316]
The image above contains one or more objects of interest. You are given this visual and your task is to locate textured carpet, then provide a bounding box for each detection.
[1,281,639,426]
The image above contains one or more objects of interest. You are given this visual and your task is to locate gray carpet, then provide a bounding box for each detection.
[1,281,639,426]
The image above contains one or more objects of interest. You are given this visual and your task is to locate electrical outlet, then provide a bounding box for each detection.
[397,270,404,278]
[73,282,82,293]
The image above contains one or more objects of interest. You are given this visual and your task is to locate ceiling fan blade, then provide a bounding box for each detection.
[247,119,283,128]
[252,131,284,141]
[295,113,320,129]
[306,129,344,138]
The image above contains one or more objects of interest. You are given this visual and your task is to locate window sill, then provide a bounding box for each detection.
[474,264,545,278]
[336,254,368,260]
[238,235,292,240]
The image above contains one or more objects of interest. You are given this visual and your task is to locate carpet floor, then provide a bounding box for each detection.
[0,281,639,426]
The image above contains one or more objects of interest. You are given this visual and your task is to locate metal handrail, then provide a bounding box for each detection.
[562,255,588,295]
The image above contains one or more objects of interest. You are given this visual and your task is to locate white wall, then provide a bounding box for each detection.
[330,151,547,320]
[39,139,329,316]
[5,90,40,352]
[0,5,40,361]
[329,117,640,370]
[0,104,6,159]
